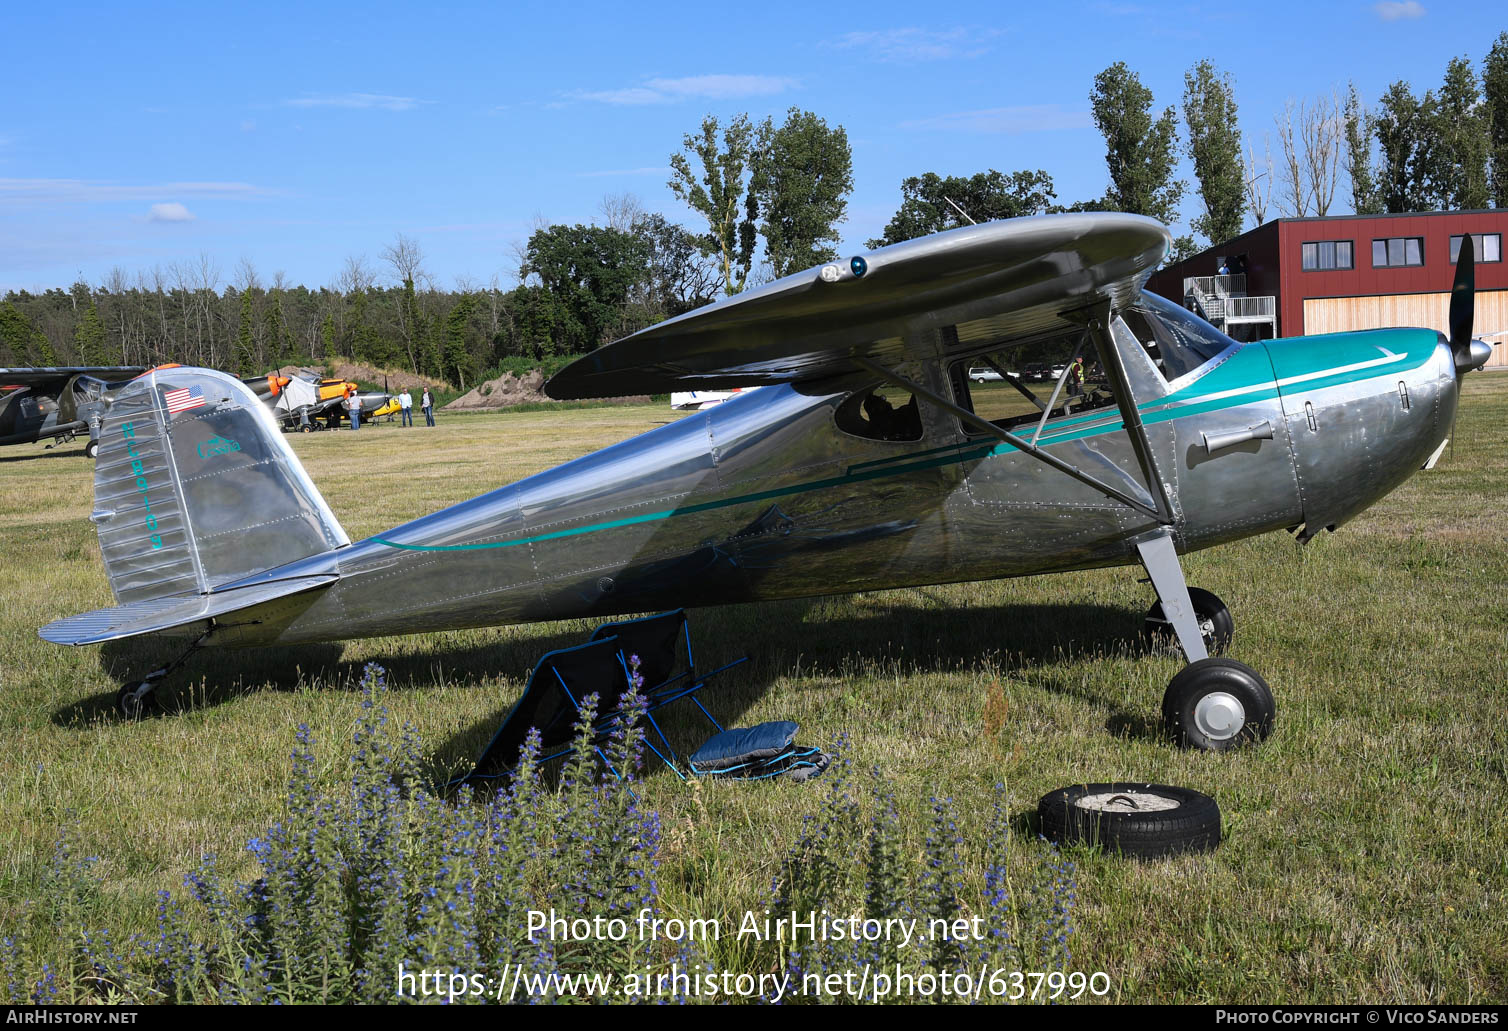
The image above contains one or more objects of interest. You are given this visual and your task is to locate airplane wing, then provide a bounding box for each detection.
[546,213,1170,400]
[1,367,147,393]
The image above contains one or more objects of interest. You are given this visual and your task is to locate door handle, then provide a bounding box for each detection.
[1201,420,1273,455]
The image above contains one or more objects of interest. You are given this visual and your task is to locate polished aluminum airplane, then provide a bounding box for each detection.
[40,213,1492,747]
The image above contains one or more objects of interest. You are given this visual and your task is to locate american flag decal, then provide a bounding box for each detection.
[163,386,206,416]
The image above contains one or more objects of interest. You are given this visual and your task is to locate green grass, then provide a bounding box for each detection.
[2,376,1506,1004]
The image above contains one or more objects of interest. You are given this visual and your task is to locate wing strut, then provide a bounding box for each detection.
[1071,302,1177,524]
[851,356,1169,523]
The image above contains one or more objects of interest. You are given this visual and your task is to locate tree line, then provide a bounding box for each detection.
[5,33,1506,383]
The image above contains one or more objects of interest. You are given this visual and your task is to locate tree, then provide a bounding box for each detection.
[1182,60,1246,244]
[1343,85,1382,215]
[1417,57,1490,210]
[442,295,477,389]
[668,114,758,295]
[266,278,292,367]
[1300,91,1342,216]
[381,234,426,371]
[1275,99,1310,216]
[749,108,854,277]
[869,169,1056,247]
[1243,134,1273,225]
[633,213,718,317]
[1375,82,1427,213]
[234,288,255,376]
[73,302,108,366]
[1487,32,1508,207]
[1090,62,1185,224]
[522,223,650,351]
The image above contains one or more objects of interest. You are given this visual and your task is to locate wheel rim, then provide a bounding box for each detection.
[1074,790,1181,813]
[1194,691,1246,741]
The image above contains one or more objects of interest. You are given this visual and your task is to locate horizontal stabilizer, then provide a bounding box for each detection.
[39,574,337,646]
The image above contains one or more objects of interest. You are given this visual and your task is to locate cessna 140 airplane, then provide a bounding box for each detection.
[1,366,147,457]
[38,213,1492,750]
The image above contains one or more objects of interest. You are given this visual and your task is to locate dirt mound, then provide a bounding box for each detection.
[330,362,448,393]
[443,369,648,410]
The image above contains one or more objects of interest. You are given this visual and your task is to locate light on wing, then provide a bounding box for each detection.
[546,213,1171,399]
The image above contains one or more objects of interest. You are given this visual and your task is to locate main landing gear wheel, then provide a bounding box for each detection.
[115,683,158,720]
[84,438,99,459]
[1162,658,1274,751]
[1144,587,1233,655]
[1038,783,1221,858]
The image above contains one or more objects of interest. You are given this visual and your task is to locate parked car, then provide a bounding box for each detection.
[969,367,1003,383]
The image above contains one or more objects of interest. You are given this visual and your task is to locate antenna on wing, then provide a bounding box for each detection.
[943,196,977,226]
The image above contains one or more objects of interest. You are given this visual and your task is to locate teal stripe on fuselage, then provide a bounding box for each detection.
[376,328,1438,553]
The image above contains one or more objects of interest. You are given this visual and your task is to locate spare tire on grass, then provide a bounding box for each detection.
[1038,783,1221,859]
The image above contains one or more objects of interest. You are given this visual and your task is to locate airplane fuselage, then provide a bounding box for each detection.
[214,319,1457,648]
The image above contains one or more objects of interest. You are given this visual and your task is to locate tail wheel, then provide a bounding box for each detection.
[1144,586,1233,655]
[1162,657,1275,751]
[1038,783,1221,858]
[116,684,158,720]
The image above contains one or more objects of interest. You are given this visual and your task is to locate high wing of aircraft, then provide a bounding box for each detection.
[0,366,149,457]
[38,213,1493,753]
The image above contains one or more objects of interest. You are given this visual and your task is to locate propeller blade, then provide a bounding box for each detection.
[1448,242,1492,373]
[1449,239,1473,349]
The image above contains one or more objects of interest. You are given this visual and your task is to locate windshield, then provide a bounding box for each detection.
[1119,291,1236,381]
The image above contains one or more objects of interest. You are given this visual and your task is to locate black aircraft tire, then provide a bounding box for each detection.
[1038,783,1221,859]
[84,439,99,459]
[1162,658,1275,751]
[1144,587,1233,655]
[116,685,157,720]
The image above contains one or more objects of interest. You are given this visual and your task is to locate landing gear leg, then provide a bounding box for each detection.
[1135,532,1208,664]
[1135,532,1274,750]
[115,629,212,719]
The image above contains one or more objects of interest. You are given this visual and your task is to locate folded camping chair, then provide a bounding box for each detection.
[687,721,830,782]
[587,609,748,778]
[455,634,635,786]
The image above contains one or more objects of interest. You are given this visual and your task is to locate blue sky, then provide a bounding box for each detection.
[1,0,1500,293]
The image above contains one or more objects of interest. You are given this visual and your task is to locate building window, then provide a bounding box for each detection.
[1301,240,1354,270]
[1372,237,1424,268]
[1449,233,1502,264]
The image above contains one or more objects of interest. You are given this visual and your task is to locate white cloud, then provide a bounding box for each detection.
[0,178,271,204]
[147,202,195,223]
[831,27,1001,63]
[283,92,429,111]
[574,74,798,105]
[899,104,1093,133]
[1374,1,1425,19]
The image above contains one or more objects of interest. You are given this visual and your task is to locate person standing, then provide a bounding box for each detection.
[1066,355,1086,401]
[347,389,362,431]
[422,388,434,427]
[399,388,413,427]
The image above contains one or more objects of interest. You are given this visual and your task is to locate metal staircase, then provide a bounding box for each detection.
[1184,275,1276,339]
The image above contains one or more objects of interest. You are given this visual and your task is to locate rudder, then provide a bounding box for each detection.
[91,367,348,604]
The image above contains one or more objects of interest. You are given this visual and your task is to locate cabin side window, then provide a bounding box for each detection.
[948,333,1119,435]
[834,383,923,442]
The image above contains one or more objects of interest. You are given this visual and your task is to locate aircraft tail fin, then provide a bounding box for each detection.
[88,367,349,606]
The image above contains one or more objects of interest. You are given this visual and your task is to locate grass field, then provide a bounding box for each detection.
[2,376,1506,1004]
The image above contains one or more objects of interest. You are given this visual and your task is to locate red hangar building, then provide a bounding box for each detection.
[1145,209,1508,369]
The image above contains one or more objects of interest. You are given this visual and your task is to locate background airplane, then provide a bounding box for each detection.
[0,366,147,457]
[241,369,389,430]
[36,214,1491,751]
